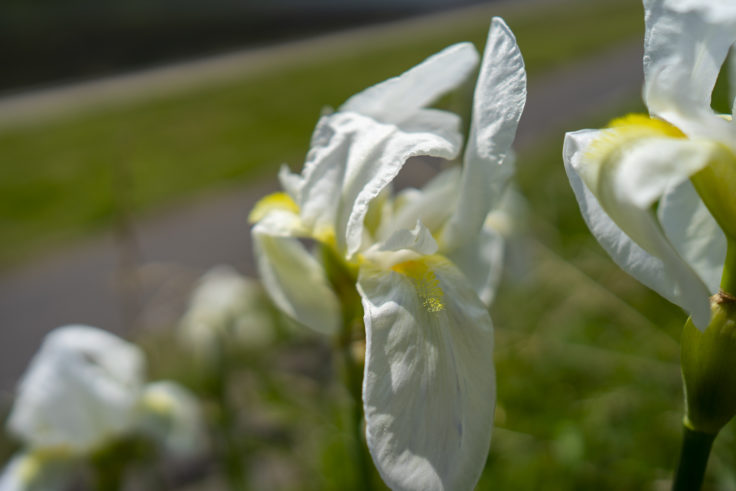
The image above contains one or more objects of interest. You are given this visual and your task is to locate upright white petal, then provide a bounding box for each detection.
[643,0,736,134]
[339,43,479,124]
[7,326,145,454]
[358,258,495,491]
[564,130,712,327]
[658,181,727,294]
[446,226,505,306]
[251,230,340,335]
[442,17,526,250]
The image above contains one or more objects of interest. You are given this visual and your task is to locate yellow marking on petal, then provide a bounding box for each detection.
[392,259,445,313]
[586,113,686,164]
[141,390,175,417]
[248,192,299,223]
[17,454,41,484]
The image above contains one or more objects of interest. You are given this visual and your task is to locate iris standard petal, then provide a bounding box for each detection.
[251,230,340,335]
[446,226,504,306]
[643,0,736,133]
[442,17,526,250]
[339,42,479,124]
[358,257,495,491]
[658,181,727,294]
[7,326,145,453]
[564,130,713,328]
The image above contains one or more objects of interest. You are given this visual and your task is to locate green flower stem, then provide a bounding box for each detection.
[672,426,715,491]
[320,244,374,491]
[339,318,374,491]
[720,239,736,297]
[214,335,248,491]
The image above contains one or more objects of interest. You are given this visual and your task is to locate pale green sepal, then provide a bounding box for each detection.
[690,144,736,242]
[358,258,495,491]
[682,294,736,435]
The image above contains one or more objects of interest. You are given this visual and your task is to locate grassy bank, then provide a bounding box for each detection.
[0,0,644,269]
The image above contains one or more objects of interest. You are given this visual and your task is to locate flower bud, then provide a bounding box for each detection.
[681,292,736,435]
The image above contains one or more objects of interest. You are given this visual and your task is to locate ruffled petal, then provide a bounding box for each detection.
[442,17,526,249]
[339,43,479,124]
[358,257,495,491]
[658,181,727,295]
[564,130,712,328]
[251,229,340,335]
[7,326,145,453]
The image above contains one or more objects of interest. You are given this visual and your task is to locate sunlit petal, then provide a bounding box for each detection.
[358,257,494,491]
[340,43,479,123]
[442,17,526,249]
[643,0,736,134]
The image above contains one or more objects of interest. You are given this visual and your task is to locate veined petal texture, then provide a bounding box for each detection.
[358,257,495,491]
[442,17,526,250]
[7,326,145,453]
[339,42,479,124]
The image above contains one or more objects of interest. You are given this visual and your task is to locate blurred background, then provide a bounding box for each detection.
[2,0,736,488]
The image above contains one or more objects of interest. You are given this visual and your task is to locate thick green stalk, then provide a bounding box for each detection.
[672,427,715,491]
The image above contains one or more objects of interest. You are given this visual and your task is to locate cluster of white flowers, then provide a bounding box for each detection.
[250,17,526,491]
[0,325,203,490]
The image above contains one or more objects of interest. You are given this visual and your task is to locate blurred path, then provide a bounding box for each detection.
[0,39,643,394]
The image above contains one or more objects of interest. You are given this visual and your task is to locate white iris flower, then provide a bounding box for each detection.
[250,17,526,491]
[1,325,203,490]
[563,0,736,329]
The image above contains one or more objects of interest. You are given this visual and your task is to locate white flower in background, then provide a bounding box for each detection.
[137,381,205,457]
[563,0,736,329]
[1,325,203,490]
[250,17,526,491]
[179,265,275,358]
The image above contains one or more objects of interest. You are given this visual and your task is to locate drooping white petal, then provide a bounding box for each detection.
[658,181,727,294]
[643,0,736,134]
[358,257,495,491]
[442,17,526,250]
[0,452,73,491]
[339,42,479,124]
[446,226,505,306]
[137,381,205,457]
[564,130,712,327]
[251,230,340,335]
[375,221,439,257]
[8,326,145,453]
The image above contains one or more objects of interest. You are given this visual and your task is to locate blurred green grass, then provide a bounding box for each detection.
[0,0,644,269]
